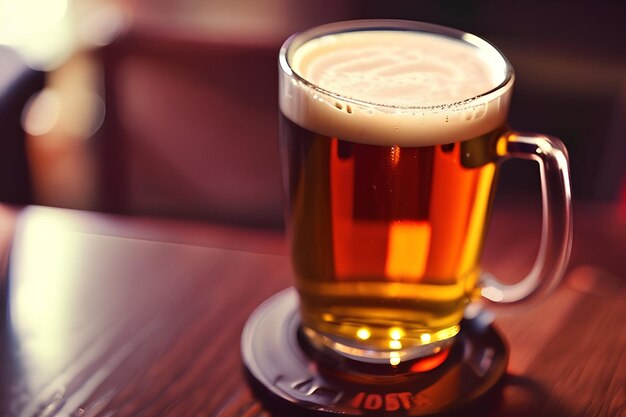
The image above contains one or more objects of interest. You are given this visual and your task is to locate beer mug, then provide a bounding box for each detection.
[278,20,572,364]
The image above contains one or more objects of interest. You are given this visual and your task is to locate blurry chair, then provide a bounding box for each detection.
[20,0,350,228]
[95,28,284,228]
[0,46,43,205]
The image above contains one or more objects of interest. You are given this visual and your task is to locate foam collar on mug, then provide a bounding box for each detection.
[280,30,514,147]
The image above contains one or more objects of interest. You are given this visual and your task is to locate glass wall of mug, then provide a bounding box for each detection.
[278,20,571,364]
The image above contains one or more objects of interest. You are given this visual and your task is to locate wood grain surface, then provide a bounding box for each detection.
[0,202,624,417]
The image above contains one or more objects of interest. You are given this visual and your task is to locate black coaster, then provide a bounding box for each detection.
[242,288,508,416]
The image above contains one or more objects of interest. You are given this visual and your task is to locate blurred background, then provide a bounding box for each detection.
[1,0,625,228]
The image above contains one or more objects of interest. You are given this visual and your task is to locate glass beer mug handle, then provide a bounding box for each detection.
[480,132,573,303]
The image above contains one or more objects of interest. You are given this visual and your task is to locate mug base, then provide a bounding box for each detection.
[241,287,509,416]
[300,324,456,365]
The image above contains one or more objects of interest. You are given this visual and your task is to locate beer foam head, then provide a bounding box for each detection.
[280,24,514,146]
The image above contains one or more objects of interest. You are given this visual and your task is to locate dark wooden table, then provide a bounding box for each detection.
[0,201,624,417]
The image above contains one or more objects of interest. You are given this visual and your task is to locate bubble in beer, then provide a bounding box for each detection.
[441,143,455,153]
[356,328,372,340]
[389,340,403,350]
[337,140,353,160]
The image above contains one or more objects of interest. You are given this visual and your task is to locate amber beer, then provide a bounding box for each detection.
[279,23,517,362]
[281,117,504,352]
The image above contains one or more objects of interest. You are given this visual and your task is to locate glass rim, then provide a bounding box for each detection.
[279,19,515,111]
